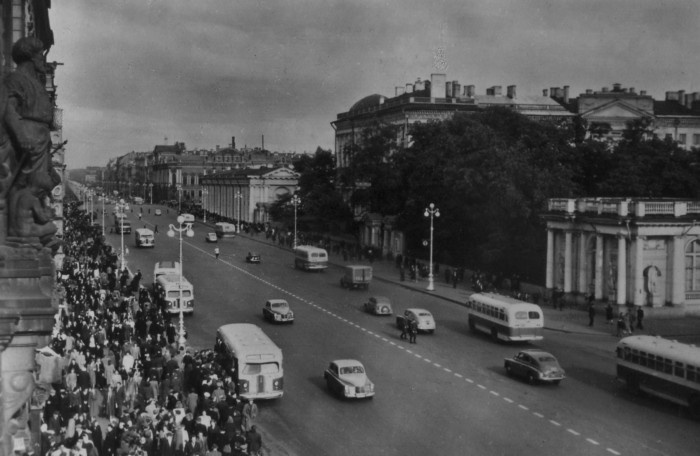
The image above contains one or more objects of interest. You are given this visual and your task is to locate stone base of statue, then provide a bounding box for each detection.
[0,244,56,456]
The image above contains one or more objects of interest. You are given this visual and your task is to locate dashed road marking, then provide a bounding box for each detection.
[533,412,544,418]
[549,420,561,427]
[586,438,599,445]
[567,429,580,436]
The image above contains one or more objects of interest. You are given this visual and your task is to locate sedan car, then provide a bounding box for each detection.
[363,296,392,315]
[395,308,436,333]
[504,350,565,385]
[205,232,218,243]
[263,299,294,323]
[154,209,162,216]
[246,252,261,263]
[324,359,375,399]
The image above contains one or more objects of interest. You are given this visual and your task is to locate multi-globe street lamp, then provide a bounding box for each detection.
[291,194,301,249]
[115,198,129,271]
[176,184,182,213]
[424,202,440,291]
[149,183,154,205]
[167,215,194,349]
[201,187,209,224]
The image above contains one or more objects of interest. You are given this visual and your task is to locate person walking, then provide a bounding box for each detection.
[246,425,262,456]
[399,318,408,340]
[241,399,257,433]
[588,303,595,326]
[636,306,645,330]
[605,302,614,324]
[408,319,418,344]
[214,247,220,260]
[154,225,159,234]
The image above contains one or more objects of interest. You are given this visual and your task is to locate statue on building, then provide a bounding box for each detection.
[644,265,661,306]
[1,36,61,249]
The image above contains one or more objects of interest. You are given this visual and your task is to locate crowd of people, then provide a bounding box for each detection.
[35,200,266,456]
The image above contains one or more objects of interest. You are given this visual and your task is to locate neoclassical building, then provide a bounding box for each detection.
[543,198,700,314]
[201,167,299,225]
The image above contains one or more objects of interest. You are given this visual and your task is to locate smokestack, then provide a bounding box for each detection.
[586,89,593,94]
[446,81,452,97]
[466,85,475,97]
[262,134,264,152]
[542,89,549,97]
[563,85,569,103]
[613,83,622,91]
[405,83,414,94]
[395,86,405,96]
[430,74,446,98]
[453,81,460,98]
[232,136,236,150]
[640,90,647,96]
[507,85,516,99]
[414,78,425,91]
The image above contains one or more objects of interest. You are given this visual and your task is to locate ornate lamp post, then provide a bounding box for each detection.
[149,183,154,205]
[168,215,194,349]
[291,194,301,249]
[115,198,129,271]
[101,192,105,236]
[234,190,243,233]
[424,202,440,291]
[89,190,94,225]
[201,187,209,224]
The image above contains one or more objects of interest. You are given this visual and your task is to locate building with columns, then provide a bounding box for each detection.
[543,197,700,315]
[201,167,299,225]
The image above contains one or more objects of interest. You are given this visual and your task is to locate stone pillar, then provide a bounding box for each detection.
[578,232,587,295]
[564,231,573,293]
[672,236,686,306]
[633,237,645,306]
[595,235,604,300]
[617,234,627,305]
[546,229,554,289]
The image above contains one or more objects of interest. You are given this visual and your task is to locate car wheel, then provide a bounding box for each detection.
[428,329,435,334]
[505,363,512,376]
[526,372,537,385]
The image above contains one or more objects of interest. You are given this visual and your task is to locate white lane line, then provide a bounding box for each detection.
[518,404,529,411]
[549,420,561,427]
[424,358,431,363]
[389,342,396,346]
[586,438,599,445]
[444,368,452,373]
[381,337,388,342]
[533,412,544,418]
[489,391,499,397]
[567,429,580,436]
[606,449,621,455]
[454,373,463,378]
[465,378,474,384]
[503,397,513,403]
[477,384,486,390]
[415,354,422,359]
[406,350,413,354]
[434,363,442,368]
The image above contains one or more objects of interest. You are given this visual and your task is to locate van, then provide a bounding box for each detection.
[135,228,154,248]
[215,222,237,238]
[155,274,194,314]
[294,246,328,271]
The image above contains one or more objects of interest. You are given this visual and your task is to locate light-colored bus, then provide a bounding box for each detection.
[465,293,544,342]
[294,246,328,271]
[153,261,180,287]
[135,228,155,248]
[215,222,237,238]
[154,273,194,314]
[616,335,700,419]
[215,323,284,400]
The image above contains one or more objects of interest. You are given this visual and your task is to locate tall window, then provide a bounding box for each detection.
[679,133,687,144]
[694,134,700,146]
[685,240,700,290]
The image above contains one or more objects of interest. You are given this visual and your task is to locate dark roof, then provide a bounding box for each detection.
[653,101,695,116]
[350,94,386,113]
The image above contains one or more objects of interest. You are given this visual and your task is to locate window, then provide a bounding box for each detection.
[685,241,700,291]
[665,133,673,140]
[674,362,685,378]
[693,134,700,146]
[679,133,687,144]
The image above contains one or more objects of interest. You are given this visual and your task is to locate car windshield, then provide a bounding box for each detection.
[340,366,364,375]
[418,312,432,317]
[271,302,287,309]
[538,356,557,363]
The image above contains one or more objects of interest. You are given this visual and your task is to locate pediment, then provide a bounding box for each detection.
[581,100,652,120]
[262,167,300,179]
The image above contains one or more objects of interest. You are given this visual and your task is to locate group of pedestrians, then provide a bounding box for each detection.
[36,200,267,456]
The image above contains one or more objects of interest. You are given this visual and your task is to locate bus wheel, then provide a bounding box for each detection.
[689,396,700,420]
[505,363,512,376]
[491,328,499,341]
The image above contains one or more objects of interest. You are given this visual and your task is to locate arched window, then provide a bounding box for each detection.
[685,240,700,291]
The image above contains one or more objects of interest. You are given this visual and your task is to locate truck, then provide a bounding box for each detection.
[340,265,372,290]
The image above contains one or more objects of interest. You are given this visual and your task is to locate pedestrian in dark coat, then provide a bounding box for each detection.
[245,426,262,456]
[636,306,645,330]
[588,304,595,326]
[409,320,418,344]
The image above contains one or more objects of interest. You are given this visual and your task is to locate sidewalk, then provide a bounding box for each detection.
[236,230,700,341]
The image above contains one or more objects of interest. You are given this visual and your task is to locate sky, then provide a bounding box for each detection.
[50,0,700,169]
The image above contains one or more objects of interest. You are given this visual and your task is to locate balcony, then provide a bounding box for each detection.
[548,198,700,218]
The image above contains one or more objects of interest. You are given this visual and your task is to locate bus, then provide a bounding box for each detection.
[616,335,700,419]
[294,246,328,271]
[215,323,284,400]
[465,293,544,342]
[153,261,180,287]
[154,273,194,314]
[215,222,237,238]
[135,228,155,248]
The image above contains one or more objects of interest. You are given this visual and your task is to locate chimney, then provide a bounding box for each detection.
[231,136,236,150]
[414,78,425,91]
[629,87,635,94]
[685,93,692,109]
[550,87,556,98]
[395,86,405,96]
[602,87,609,93]
[563,85,570,103]
[622,88,628,93]
[542,89,549,97]
[405,83,414,94]
[586,89,593,95]
[216,145,220,151]
[640,90,647,96]
[446,81,452,97]
[493,85,502,96]
[507,85,516,99]
[453,81,460,98]
[430,74,446,98]
[613,83,622,92]
[666,91,676,100]
[466,85,475,97]
[678,90,685,104]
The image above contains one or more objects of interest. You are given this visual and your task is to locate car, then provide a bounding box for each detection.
[180,213,195,223]
[246,252,261,263]
[263,299,294,323]
[396,308,436,333]
[154,209,162,216]
[205,232,218,243]
[363,296,392,315]
[504,350,565,385]
[324,359,375,399]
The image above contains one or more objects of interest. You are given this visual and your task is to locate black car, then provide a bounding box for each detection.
[246,252,261,263]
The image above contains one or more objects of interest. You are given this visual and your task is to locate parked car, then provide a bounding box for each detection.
[246,252,261,263]
[340,265,372,290]
[263,299,294,323]
[205,232,218,243]
[324,359,375,399]
[154,209,162,216]
[395,308,435,333]
[504,350,565,385]
[363,296,393,315]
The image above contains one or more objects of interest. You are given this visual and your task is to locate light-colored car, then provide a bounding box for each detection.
[246,252,261,263]
[396,308,435,333]
[205,232,218,243]
[180,213,195,223]
[504,350,565,385]
[154,209,162,216]
[263,299,294,324]
[363,296,392,315]
[324,359,375,399]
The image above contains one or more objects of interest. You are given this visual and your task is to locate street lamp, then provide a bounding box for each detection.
[89,190,94,225]
[149,183,154,205]
[115,198,129,271]
[167,215,194,349]
[201,187,209,224]
[424,202,440,291]
[291,194,301,249]
[234,190,243,233]
[101,193,105,236]
[176,184,182,213]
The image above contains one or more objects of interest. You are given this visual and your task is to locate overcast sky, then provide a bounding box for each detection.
[50,0,700,169]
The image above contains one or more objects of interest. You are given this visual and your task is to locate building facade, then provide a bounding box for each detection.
[543,197,700,315]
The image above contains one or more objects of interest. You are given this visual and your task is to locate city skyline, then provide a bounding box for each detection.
[51,0,700,169]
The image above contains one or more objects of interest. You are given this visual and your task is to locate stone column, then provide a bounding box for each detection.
[545,229,554,289]
[595,235,604,300]
[564,231,573,293]
[633,237,645,306]
[617,234,627,305]
[578,232,587,295]
[672,236,686,306]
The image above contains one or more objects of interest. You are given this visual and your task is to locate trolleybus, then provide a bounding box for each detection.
[466,293,544,342]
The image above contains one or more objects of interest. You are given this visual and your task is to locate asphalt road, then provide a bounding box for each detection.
[105,204,700,456]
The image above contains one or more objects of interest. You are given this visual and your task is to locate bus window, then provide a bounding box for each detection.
[663,358,672,374]
[528,311,541,319]
[631,349,639,363]
[675,362,685,378]
[515,311,527,320]
[639,351,648,367]
[688,366,698,383]
[242,362,279,375]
